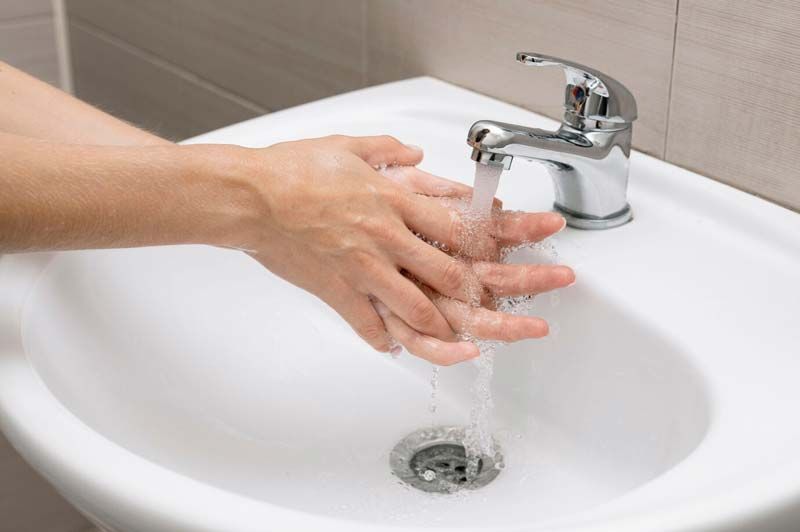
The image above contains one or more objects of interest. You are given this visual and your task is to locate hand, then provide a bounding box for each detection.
[218,135,573,363]
[371,165,574,364]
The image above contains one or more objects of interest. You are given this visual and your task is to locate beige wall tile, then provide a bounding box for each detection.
[0,434,89,532]
[69,21,262,141]
[0,17,60,85]
[666,0,800,211]
[367,0,677,158]
[0,0,52,20]
[66,0,366,111]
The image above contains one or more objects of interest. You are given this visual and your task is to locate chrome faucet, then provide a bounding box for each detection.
[467,53,638,229]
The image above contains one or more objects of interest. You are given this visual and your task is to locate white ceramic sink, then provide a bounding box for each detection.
[1,78,800,532]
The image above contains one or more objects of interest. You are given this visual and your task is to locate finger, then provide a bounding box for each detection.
[435,297,550,342]
[381,166,503,208]
[367,268,456,341]
[493,211,566,246]
[400,194,499,260]
[345,135,424,167]
[472,262,575,297]
[380,166,472,197]
[329,291,392,351]
[394,235,574,300]
[393,232,480,302]
[373,300,479,365]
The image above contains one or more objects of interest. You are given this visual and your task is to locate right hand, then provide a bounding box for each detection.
[210,135,573,364]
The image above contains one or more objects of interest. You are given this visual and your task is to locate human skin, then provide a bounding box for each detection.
[0,62,574,365]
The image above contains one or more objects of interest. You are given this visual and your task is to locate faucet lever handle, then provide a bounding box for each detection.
[517,52,637,125]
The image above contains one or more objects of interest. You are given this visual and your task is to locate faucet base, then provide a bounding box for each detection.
[555,203,633,230]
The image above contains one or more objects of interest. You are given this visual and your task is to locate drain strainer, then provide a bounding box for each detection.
[390,425,503,493]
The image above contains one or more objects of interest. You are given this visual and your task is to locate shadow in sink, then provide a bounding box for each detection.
[21,244,710,528]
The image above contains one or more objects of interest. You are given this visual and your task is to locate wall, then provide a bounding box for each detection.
[64,0,800,212]
[0,3,93,531]
[0,0,60,86]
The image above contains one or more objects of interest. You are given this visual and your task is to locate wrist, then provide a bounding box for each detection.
[180,143,266,250]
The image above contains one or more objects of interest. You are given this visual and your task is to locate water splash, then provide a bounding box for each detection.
[458,164,561,478]
[429,365,440,420]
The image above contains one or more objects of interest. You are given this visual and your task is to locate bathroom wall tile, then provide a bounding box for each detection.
[66,0,366,111]
[0,0,52,21]
[366,0,678,158]
[666,0,800,211]
[0,434,90,532]
[69,21,262,141]
[0,17,60,85]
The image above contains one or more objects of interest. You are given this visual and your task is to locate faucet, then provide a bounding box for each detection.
[467,53,638,229]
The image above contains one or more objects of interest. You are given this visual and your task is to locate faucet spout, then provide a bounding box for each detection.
[468,119,633,229]
[466,52,638,230]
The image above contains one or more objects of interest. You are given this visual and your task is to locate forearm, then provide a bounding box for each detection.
[0,61,169,146]
[0,132,258,253]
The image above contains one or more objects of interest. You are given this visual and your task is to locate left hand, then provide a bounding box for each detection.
[373,165,574,365]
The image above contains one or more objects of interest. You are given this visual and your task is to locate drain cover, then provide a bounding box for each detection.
[390,426,503,493]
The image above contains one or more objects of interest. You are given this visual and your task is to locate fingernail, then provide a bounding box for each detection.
[464,343,481,360]
[390,345,403,356]
[541,321,551,337]
[556,215,567,232]
[556,265,576,286]
[405,143,424,154]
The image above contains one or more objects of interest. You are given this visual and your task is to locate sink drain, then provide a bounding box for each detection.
[390,426,503,493]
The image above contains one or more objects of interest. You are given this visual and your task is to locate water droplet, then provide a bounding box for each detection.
[429,365,440,418]
[550,291,560,307]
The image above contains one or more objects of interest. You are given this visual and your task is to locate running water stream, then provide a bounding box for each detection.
[461,163,504,477]
[424,162,558,485]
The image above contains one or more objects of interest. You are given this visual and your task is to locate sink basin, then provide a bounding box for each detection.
[1,77,799,532]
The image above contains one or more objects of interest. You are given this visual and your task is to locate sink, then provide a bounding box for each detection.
[1,77,799,532]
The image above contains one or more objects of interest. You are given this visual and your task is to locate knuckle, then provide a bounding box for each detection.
[379,134,400,146]
[365,220,398,245]
[408,298,438,327]
[348,249,378,272]
[357,321,387,344]
[379,184,407,210]
[440,260,464,293]
[326,134,353,148]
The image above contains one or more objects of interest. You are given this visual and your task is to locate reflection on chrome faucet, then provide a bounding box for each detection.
[467,52,638,230]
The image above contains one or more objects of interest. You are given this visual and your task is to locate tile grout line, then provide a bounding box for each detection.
[662,0,681,159]
[361,0,368,87]
[0,13,54,28]
[70,17,268,115]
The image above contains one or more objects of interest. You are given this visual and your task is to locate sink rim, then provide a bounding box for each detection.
[1,76,800,532]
